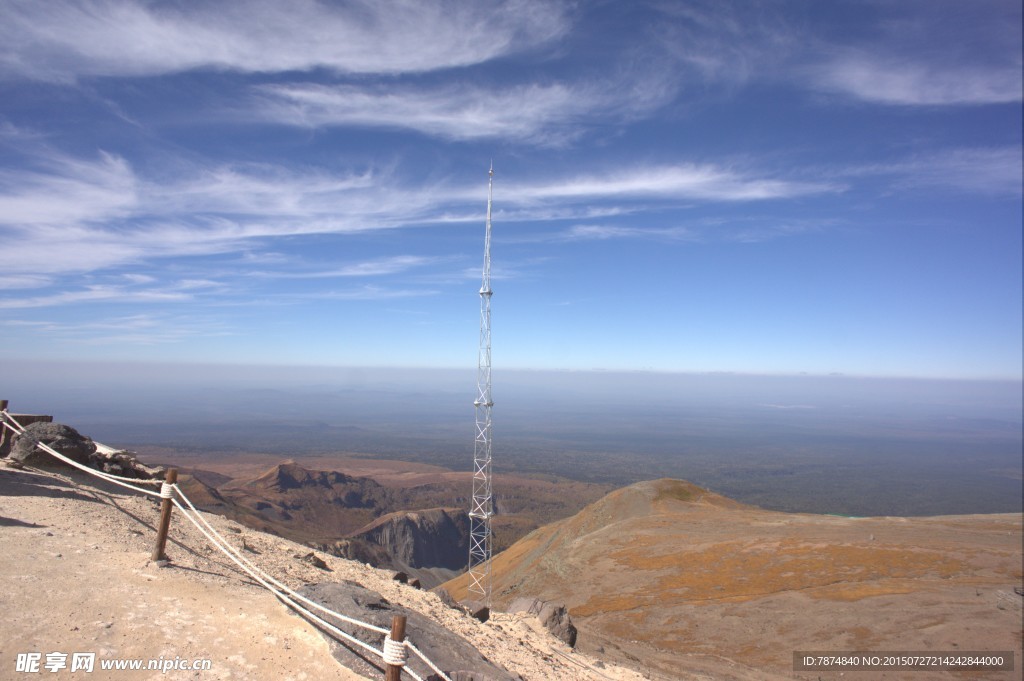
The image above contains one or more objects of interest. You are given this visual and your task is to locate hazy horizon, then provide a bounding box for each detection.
[4,359,1020,518]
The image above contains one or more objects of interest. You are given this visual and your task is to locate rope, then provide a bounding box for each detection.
[173,485,452,681]
[383,636,408,667]
[1,412,160,486]
[173,484,456,681]
[1,409,453,681]
[1,414,161,498]
[173,485,390,635]
[406,638,453,680]
[168,495,412,674]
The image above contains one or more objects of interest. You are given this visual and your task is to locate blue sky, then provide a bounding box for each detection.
[0,0,1021,380]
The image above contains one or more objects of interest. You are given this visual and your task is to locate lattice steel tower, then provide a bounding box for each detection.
[468,163,495,605]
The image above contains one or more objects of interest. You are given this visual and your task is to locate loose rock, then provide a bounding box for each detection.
[507,597,577,648]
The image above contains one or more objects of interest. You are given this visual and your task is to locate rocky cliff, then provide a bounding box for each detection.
[335,507,471,587]
[187,461,473,586]
[353,507,470,570]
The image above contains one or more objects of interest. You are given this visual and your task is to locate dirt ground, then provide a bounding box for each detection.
[0,463,645,681]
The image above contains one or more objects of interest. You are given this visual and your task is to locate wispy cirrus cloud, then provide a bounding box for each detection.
[650,0,1021,107]
[508,164,840,203]
[2,312,233,344]
[846,147,1023,196]
[0,274,54,290]
[553,224,696,242]
[510,218,828,245]
[810,52,1022,106]
[0,143,450,276]
[250,255,438,279]
[806,0,1021,106]
[144,163,382,218]
[0,135,841,280]
[254,82,586,143]
[252,70,677,145]
[0,150,137,225]
[303,285,439,301]
[650,0,795,86]
[0,0,570,81]
[0,284,189,309]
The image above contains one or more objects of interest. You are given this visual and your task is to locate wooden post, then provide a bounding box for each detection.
[0,402,11,458]
[151,468,178,562]
[384,614,407,681]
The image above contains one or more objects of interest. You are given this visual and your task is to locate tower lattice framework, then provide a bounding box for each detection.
[468,164,495,605]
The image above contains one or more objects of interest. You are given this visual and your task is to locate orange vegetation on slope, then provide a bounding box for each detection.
[443,478,1023,681]
[574,538,967,616]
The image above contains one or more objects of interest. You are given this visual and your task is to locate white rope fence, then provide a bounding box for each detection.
[0,412,163,495]
[1,409,454,681]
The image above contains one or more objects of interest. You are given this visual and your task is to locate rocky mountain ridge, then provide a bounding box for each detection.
[180,460,470,587]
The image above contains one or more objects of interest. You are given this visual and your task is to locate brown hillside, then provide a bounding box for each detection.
[218,460,394,540]
[444,478,1023,680]
[147,449,613,553]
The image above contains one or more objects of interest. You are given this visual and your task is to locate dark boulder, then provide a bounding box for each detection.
[0,413,52,457]
[461,600,490,623]
[8,422,161,481]
[10,422,96,468]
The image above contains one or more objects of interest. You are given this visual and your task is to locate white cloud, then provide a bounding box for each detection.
[848,147,1023,196]
[805,0,1022,106]
[145,164,379,217]
[0,140,843,282]
[0,274,53,289]
[252,70,677,144]
[255,82,581,143]
[727,221,827,244]
[0,147,451,276]
[306,285,439,301]
[560,224,695,241]
[121,273,156,284]
[651,0,1022,107]
[0,0,570,81]
[510,164,839,203]
[904,148,1023,195]
[174,279,224,290]
[252,255,437,279]
[811,52,1022,105]
[651,0,795,86]
[1,312,233,345]
[0,285,189,309]
[0,151,137,225]
[509,218,828,245]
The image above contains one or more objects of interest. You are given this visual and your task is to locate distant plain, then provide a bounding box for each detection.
[6,363,1021,518]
